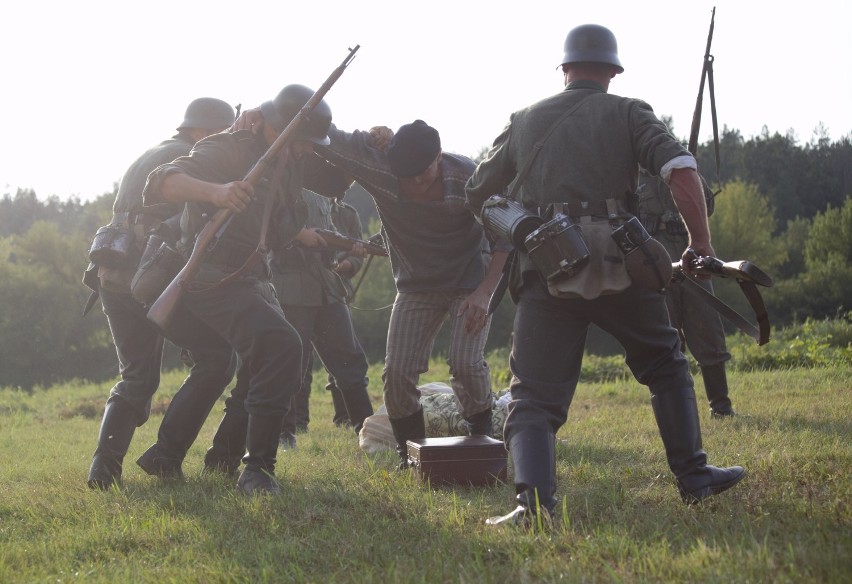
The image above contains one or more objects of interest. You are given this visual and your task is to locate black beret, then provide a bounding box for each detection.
[387,120,441,178]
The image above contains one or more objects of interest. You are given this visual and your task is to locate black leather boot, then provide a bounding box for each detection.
[338,382,374,434]
[329,384,351,427]
[135,443,185,481]
[388,407,425,470]
[136,383,219,480]
[651,387,746,504]
[237,414,284,496]
[486,428,556,528]
[701,363,735,418]
[87,398,138,490]
[204,410,248,476]
[464,407,494,437]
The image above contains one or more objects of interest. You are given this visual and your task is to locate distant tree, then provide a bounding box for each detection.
[0,221,113,388]
[805,198,852,268]
[710,180,786,271]
[776,216,811,279]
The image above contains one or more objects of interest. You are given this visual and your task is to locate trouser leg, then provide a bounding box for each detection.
[183,279,302,466]
[137,304,237,478]
[89,289,163,489]
[280,305,318,444]
[204,367,249,476]
[701,363,734,417]
[312,303,373,433]
[382,291,450,419]
[446,292,494,421]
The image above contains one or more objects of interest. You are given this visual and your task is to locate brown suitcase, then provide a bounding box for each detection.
[406,435,508,486]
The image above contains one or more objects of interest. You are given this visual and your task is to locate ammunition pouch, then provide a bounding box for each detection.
[612,217,673,293]
[88,212,135,269]
[130,236,186,307]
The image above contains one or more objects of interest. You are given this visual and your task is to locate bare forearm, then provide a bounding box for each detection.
[158,173,253,213]
[668,168,711,251]
[476,250,509,296]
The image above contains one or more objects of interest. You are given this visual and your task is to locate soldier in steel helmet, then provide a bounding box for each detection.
[266,187,375,449]
[465,24,745,527]
[85,97,238,490]
[141,84,351,495]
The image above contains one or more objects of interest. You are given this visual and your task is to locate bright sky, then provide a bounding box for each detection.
[2,0,849,201]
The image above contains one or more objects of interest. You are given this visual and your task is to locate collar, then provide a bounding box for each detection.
[564,80,606,92]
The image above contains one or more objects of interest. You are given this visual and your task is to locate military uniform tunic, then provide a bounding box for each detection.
[465,80,697,440]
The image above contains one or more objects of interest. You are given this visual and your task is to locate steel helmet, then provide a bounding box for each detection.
[260,84,332,146]
[560,24,624,73]
[177,97,236,131]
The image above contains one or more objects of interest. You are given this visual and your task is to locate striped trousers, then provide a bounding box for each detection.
[382,289,494,420]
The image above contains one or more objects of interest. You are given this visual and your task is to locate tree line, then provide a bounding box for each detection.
[0,128,849,388]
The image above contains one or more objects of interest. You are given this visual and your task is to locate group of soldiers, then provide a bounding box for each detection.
[84,23,742,526]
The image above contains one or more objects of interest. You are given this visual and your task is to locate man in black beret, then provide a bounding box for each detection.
[317,119,511,467]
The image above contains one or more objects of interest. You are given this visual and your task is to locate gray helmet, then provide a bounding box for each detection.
[260,84,332,146]
[177,97,236,131]
[560,24,624,73]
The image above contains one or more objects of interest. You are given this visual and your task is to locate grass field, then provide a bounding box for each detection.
[1,360,850,583]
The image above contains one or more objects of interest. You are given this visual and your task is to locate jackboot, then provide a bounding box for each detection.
[486,428,556,528]
[87,398,138,490]
[464,407,494,437]
[388,407,425,470]
[204,410,248,476]
[329,384,351,427]
[701,363,735,418]
[338,382,374,434]
[136,383,218,480]
[651,386,746,504]
[237,414,284,496]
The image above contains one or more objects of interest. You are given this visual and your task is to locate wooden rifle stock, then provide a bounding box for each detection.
[146,45,361,331]
[315,228,388,257]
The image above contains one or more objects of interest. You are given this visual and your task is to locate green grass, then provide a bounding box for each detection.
[1,363,850,583]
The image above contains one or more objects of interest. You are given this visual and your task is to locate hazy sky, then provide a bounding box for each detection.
[2,0,850,201]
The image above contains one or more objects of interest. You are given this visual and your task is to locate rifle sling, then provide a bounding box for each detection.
[188,191,274,293]
[738,279,771,345]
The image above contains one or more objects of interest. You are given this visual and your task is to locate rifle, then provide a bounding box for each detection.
[672,254,774,288]
[688,7,721,196]
[314,228,388,257]
[671,251,774,345]
[146,45,360,331]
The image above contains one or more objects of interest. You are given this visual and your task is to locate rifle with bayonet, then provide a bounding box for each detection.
[671,249,773,345]
[146,45,360,331]
[314,228,388,257]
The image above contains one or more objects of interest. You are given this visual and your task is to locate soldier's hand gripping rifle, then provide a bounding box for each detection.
[672,250,774,345]
[146,45,360,331]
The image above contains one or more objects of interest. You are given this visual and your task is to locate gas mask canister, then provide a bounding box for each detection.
[481,195,590,283]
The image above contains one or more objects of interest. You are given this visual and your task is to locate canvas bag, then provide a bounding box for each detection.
[547,211,632,300]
